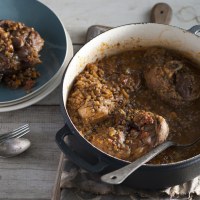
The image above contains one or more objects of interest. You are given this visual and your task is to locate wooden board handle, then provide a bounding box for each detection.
[151,3,172,24]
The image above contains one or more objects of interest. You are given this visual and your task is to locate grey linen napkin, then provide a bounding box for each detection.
[60,157,200,200]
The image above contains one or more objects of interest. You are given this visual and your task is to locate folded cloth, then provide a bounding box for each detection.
[60,157,200,199]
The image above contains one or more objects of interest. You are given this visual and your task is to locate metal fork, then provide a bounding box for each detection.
[0,124,30,143]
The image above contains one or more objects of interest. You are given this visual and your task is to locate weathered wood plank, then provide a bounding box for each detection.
[52,153,64,200]
[0,106,64,199]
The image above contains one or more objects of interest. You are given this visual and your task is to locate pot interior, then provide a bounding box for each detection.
[62,23,200,164]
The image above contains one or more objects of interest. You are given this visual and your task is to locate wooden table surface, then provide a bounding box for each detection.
[0,0,200,199]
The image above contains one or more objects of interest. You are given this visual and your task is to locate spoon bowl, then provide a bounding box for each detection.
[0,138,31,158]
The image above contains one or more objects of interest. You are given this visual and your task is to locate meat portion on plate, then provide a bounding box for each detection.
[0,20,44,90]
[144,47,200,106]
[0,20,44,75]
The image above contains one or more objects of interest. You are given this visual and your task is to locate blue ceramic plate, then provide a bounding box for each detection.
[0,0,69,103]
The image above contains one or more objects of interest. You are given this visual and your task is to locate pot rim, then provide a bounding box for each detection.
[85,22,200,44]
[62,22,200,168]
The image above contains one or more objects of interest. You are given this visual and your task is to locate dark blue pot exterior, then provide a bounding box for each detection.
[56,92,200,190]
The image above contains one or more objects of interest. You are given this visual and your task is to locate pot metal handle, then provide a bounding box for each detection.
[56,124,108,173]
[86,25,112,42]
[188,25,200,36]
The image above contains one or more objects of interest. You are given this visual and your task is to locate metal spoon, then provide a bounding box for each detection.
[0,138,31,158]
[101,136,200,185]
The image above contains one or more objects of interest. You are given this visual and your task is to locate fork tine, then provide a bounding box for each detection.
[7,129,30,139]
[0,124,29,137]
[0,128,30,143]
[0,126,29,138]
[0,124,29,139]
[15,130,30,139]
[12,124,29,133]
[0,128,30,142]
[0,124,29,141]
[10,124,29,135]
[0,129,30,144]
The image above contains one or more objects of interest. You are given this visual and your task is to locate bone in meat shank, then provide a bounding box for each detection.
[144,47,200,106]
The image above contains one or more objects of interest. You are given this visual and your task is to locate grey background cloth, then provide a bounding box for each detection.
[60,157,200,200]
